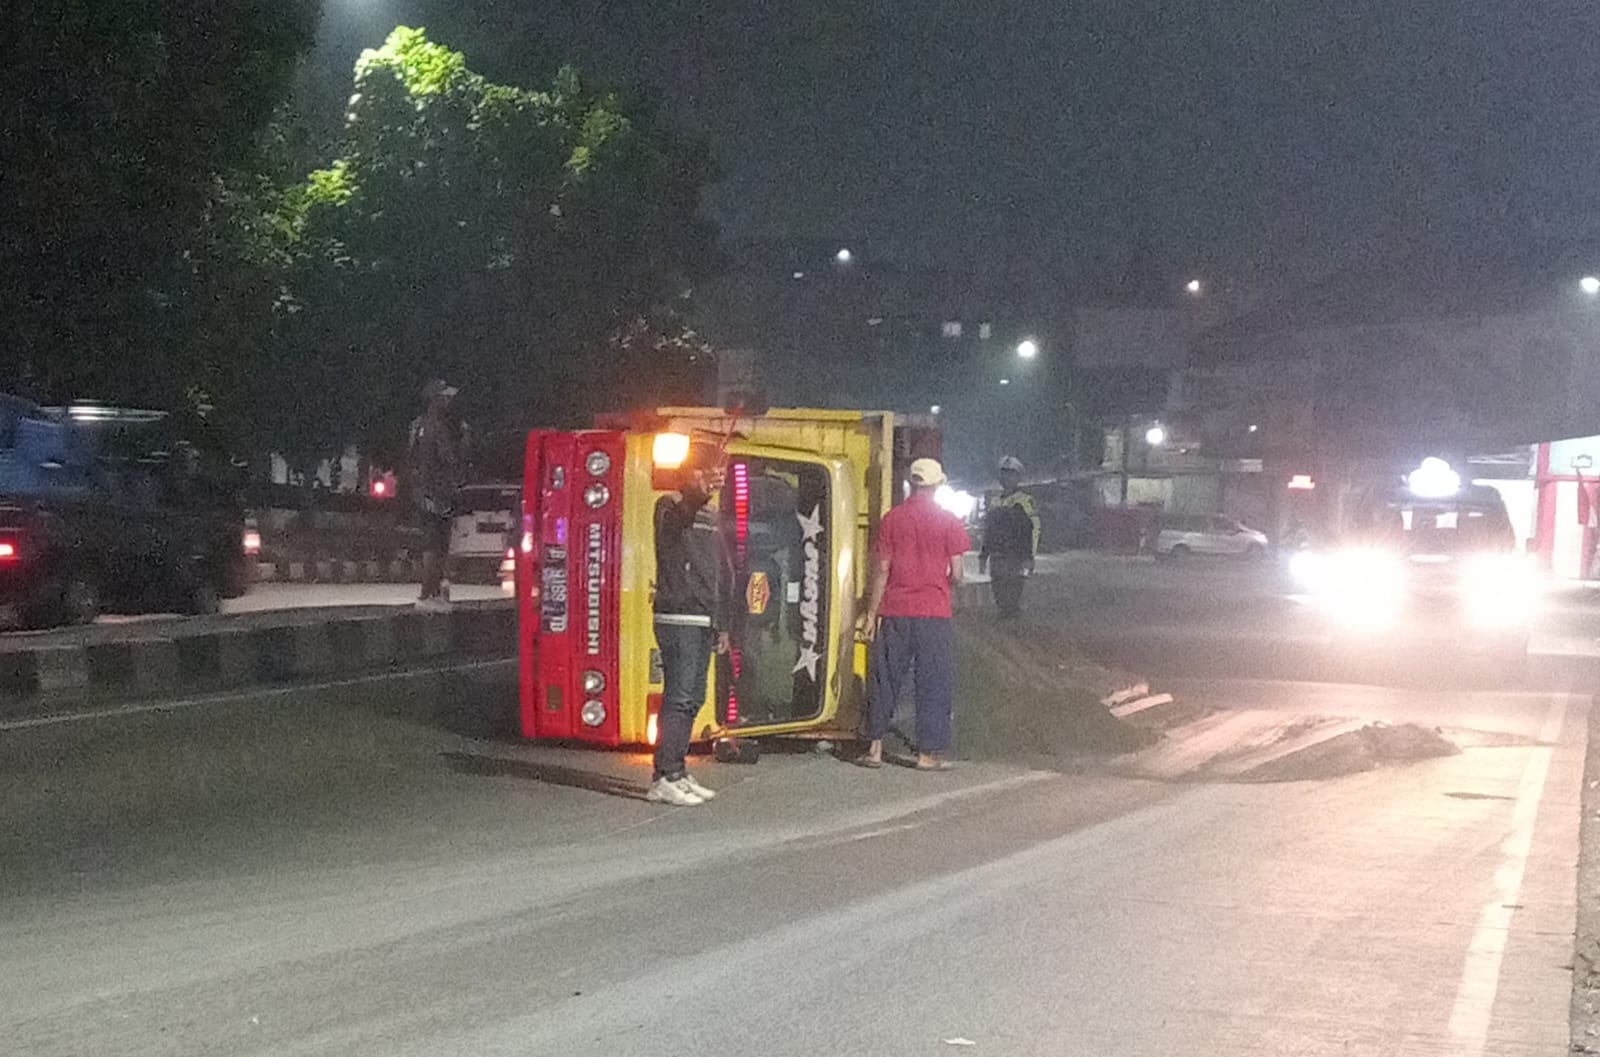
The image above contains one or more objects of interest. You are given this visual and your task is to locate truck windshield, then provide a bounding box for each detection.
[1355,494,1514,555]
[718,456,833,727]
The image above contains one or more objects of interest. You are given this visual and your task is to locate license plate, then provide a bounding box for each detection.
[477,519,508,534]
[541,546,568,633]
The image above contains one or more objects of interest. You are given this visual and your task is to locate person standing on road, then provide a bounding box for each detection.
[857,457,972,771]
[648,458,732,806]
[408,379,462,612]
[979,455,1040,620]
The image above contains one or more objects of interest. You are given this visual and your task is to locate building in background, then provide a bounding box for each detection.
[696,239,1061,483]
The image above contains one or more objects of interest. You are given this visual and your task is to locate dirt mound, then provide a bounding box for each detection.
[1237,721,1458,782]
[951,616,1157,766]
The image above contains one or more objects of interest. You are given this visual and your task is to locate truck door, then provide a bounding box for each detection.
[714,450,851,732]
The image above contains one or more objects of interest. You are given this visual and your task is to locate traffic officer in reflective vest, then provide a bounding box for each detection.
[979,455,1040,619]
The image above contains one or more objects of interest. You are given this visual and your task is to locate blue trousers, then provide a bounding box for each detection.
[654,622,714,780]
[864,616,955,755]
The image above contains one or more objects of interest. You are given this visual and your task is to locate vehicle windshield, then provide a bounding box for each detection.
[1353,493,1515,555]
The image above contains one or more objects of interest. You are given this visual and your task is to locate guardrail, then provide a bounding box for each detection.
[0,601,515,721]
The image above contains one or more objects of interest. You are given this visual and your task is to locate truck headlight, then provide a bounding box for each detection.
[583,483,610,509]
[1462,553,1541,628]
[1319,548,1407,630]
[582,670,606,694]
[580,700,607,727]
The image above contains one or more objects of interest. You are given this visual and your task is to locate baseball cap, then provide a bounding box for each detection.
[422,378,459,401]
[909,458,947,487]
[998,455,1024,472]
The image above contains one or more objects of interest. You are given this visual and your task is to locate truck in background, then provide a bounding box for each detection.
[0,398,251,628]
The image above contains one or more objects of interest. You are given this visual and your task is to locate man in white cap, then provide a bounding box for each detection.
[980,455,1041,619]
[856,457,971,770]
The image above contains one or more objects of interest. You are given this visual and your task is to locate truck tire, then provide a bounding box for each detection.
[29,568,102,628]
[184,581,223,616]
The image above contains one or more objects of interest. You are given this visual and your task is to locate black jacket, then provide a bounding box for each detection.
[654,487,732,630]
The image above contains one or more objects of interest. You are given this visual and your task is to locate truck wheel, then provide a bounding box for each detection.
[33,570,102,628]
[713,737,760,764]
[184,581,222,616]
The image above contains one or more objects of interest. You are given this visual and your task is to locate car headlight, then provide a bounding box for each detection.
[586,451,612,477]
[583,483,610,509]
[582,670,606,695]
[580,700,607,727]
[1289,548,1322,589]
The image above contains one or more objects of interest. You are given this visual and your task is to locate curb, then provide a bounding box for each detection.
[255,559,425,585]
[0,602,515,721]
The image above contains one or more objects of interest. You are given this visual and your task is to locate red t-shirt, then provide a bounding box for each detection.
[875,491,972,618]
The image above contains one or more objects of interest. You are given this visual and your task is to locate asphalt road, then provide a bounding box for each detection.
[1,554,1592,1055]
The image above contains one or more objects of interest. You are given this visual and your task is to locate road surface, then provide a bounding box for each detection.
[0,554,1591,1055]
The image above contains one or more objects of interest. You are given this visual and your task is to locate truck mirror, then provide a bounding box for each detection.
[724,392,770,418]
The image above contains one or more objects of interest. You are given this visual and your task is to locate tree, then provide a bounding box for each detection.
[0,1,320,409]
[269,27,723,469]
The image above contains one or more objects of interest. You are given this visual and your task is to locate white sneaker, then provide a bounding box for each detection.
[646,777,704,806]
[679,774,717,801]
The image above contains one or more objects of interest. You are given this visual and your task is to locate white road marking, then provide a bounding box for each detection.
[0,658,516,732]
[1446,694,1567,1054]
[1110,692,1174,718]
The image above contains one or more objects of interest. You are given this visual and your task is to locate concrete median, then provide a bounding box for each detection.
[0,601,516,722]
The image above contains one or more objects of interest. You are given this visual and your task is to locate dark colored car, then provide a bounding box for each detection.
[0,401,250,629]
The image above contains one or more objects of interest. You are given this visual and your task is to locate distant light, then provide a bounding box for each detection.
[934,485,978,519]
[371,480,388,497]
[1186,279,1202,295]
[1407,456,1461,499]
[1288,473,1316,491]
[1145,425,1166,447]
[930,404,942,415]
[835,248,853,264]
[792,270,806,280]
[1016,338,1040,360]
[999,378,1011,386]
[1583,276,1600,295]
[1248,424,1259,433]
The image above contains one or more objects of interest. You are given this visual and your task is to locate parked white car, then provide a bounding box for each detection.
[450,483,521,583]
[1153,513,1269,560]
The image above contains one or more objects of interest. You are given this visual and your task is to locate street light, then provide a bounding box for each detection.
[930,404,942,415]
[1145,424,1167,446]
[999,378,1011,386]
[1186,279,1202,296]
[835,248,853,264]
[1016,338,1039,360]
[1582,276,1600,296]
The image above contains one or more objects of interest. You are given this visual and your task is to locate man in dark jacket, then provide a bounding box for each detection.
[408,379,462,610]
[649,460,732,806]
[980,455,1040,619]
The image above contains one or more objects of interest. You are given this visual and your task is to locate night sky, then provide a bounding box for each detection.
[315,1,1600,281]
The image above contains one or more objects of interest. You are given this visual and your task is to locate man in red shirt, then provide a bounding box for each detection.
[857,457,972,770]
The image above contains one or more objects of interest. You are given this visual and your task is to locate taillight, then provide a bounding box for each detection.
[241,530,262,556]
[0,540,18,561]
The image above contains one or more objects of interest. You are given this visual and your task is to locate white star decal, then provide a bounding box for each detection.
[793,645,822,679]
[797,505,824,541]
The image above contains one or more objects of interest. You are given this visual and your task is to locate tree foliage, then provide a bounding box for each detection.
[0,1,319,409]
[264,26,724,470]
